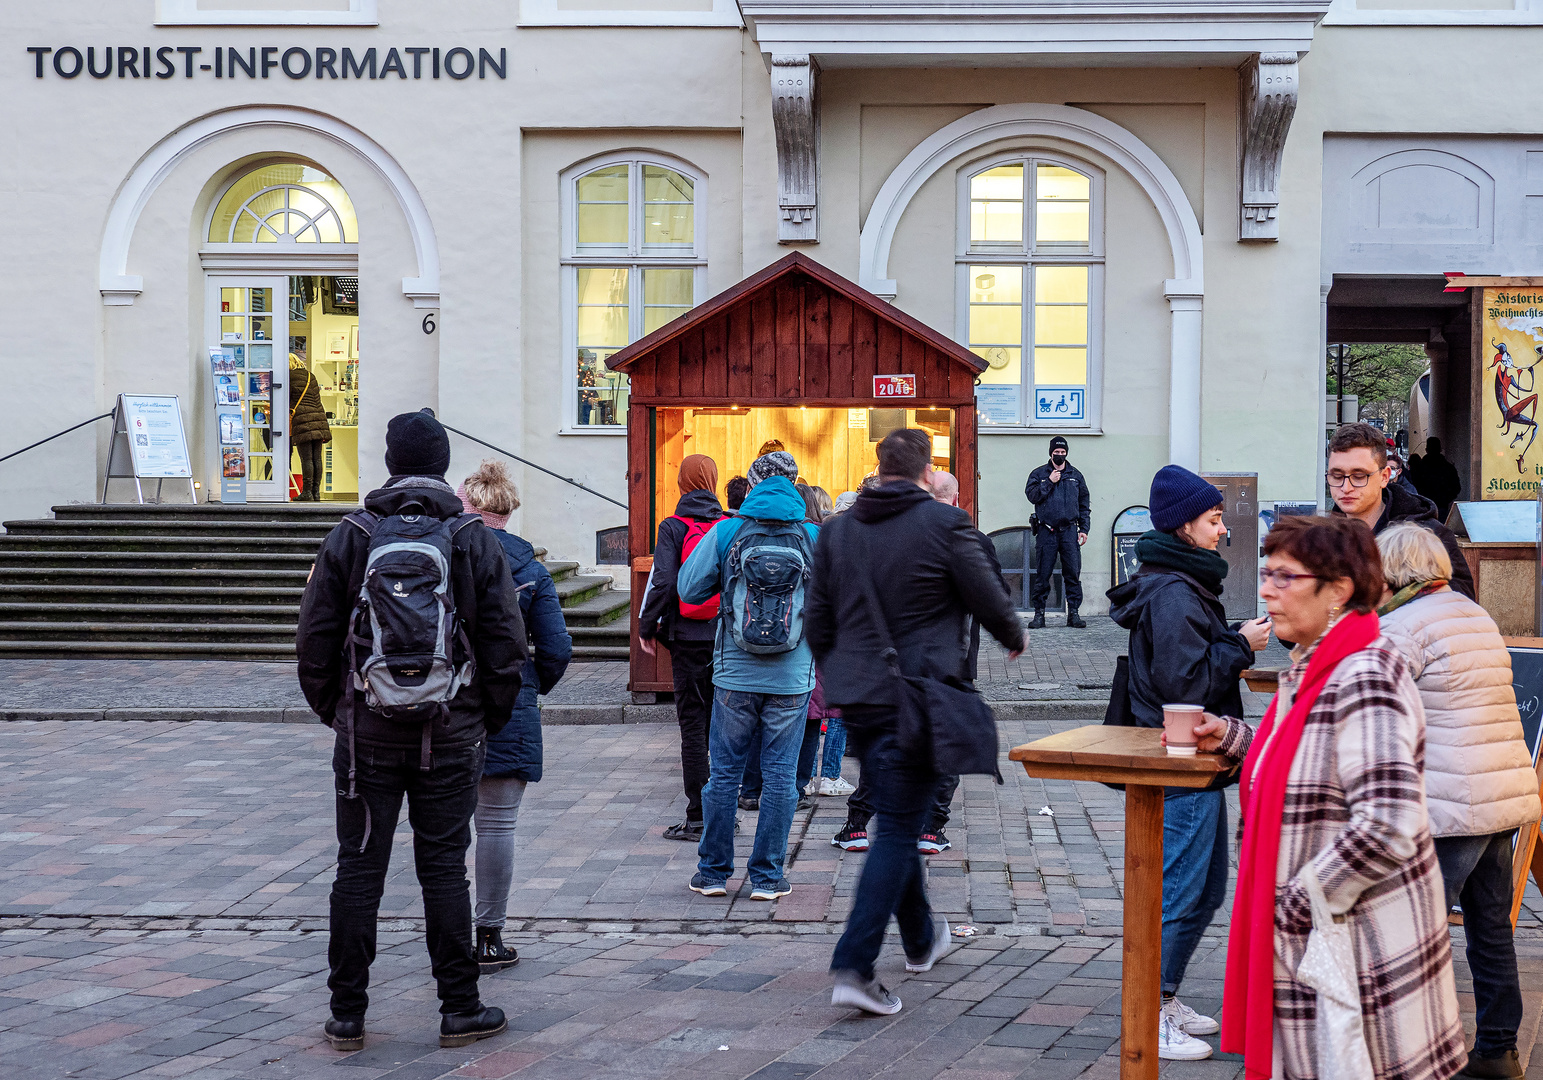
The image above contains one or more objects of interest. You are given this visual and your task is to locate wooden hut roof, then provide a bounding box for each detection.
[603,253,987,396]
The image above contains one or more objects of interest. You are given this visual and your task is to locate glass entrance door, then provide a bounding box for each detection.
[206,277,289,501]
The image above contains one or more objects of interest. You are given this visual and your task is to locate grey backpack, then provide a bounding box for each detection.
[722,519,814,654]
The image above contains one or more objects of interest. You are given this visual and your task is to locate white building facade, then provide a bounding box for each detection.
[3,0,1537,607]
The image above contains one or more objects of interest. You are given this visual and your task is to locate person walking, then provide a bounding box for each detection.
[639,454,726,842]
[1023,436,1090,628]
[676,450,820,902]
[1415,435,1463,521]
[808,430,1024,1015]
[1105,465,1271,1061]
[1192,515,1463,1080]
[1376,523,1541,1080]
[1328,422,1474,599]
[297,409,527,1052]
[288,352,332,501]
[457,461,573,974]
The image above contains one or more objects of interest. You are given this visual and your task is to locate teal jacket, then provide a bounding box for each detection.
[676,475,819,695]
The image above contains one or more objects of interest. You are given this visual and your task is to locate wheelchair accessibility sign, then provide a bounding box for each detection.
[1034,386,1084,421]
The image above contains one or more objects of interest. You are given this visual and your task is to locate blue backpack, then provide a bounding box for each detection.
[722,519,814,654]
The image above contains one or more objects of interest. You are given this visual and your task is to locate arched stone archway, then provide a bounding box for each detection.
[100,104,439,308]
[858,103,1206,469]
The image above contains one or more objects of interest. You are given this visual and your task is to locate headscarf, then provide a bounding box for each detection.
[748,451,799,487]
[678,454,718,494]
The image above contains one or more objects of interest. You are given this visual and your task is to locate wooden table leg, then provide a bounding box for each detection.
[1122,784,1164,1080]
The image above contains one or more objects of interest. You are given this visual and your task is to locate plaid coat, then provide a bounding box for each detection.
[1218,636,1463,1080]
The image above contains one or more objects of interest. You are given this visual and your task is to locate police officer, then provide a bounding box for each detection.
[1024,436,1090,628]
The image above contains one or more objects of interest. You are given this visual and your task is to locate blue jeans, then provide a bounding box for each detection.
[1161,787,1229,995]
[744,715,825,797]
[830,707,938,981]
[698,689,811,889]
[1436,831,1523,1056]
[820,717,847,779]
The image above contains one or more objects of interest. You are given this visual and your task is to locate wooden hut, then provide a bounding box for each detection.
[605,251,987,693]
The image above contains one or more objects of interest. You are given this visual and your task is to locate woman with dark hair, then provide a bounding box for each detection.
[1107,465,1271,1061]
[1192,515,1462,1080]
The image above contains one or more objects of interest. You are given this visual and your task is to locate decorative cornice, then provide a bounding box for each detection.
[1238,51,1298,242]
[740,0,1332,66]
[771,54,819,244]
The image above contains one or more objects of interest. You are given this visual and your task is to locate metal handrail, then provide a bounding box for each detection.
[438,419,628,510]
[0,409,115,465]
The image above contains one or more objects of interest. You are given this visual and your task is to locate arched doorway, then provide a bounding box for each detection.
[202,161,360,502]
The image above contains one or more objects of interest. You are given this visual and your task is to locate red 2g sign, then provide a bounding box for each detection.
[872,374,916,398]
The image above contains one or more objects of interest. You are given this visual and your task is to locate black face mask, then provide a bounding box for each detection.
[1051,453,1067,467]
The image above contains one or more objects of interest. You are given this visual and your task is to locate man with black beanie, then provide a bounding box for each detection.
[297,408,527,1052]
[1024,435,1091,628]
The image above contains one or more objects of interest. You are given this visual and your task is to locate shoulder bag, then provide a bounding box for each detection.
[853,524,1003,782]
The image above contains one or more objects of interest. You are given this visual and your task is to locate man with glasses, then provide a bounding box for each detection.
[1325,422,1474,600]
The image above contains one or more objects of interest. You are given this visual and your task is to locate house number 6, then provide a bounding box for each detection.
[422,313,437,335]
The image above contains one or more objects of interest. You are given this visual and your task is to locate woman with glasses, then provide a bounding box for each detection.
[1375,522,1538,1080]
[1190,516,1462,1080]
[1107,465,1272,1061]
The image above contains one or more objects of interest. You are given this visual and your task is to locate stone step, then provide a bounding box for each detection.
[0,567,308,587]
[544,560,580,584]
[0,602,301,623]
[48,503,356,522]
[560,591,631,626]
[0,535,324,554]
[570,645,630,661]
[2,519,340,538]
[0,550,317,570]
[554,574,611,609]
[0,639,297,660]
[0,621,298,643]
[0,582,302,604]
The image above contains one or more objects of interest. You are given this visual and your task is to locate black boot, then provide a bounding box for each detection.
[1458,1049,1523,1079]
[476,926,519,973]
[324,1018,364,1051]
[1027,610,1046,629]
[440,1004,507,1048]
[1067,608,1086,629]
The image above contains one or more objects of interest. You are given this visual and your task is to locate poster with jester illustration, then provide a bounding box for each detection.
[1482,288,1543,497]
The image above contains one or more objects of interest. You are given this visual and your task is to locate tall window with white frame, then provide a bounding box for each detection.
[563,157,704,429]
[959,155,1102,429]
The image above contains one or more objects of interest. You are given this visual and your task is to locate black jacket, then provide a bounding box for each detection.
[806,481,1025,708]
[296,478,529,749]
[1025,460,1091,533]
[485,532,572,781]
[1106,570,1250,728]
[638,489,725,643]
[1331,484,1475,601]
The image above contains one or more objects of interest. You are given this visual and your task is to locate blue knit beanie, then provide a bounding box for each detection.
[1148,465,1223,532]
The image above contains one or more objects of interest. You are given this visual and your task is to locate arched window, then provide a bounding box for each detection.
[561,153,706,430]
[957,153,1104,430]
[208,162,358,245]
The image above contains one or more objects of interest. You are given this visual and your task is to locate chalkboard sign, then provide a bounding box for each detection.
[1111,505,1150,588]
[1510,646,1543,766]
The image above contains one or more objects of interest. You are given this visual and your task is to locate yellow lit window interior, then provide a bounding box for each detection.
[576,267,631,426]
[1035,164,1090,245]
[970,165,1024,245]
[577,165,630,248]
[209,163,357,244]
[1033,265,1088,384]
[643,167,694,250]
[968,266,1022,386]
[644,268,694,334]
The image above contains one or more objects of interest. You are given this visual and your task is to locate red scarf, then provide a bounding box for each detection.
[1220,610,1380,1079]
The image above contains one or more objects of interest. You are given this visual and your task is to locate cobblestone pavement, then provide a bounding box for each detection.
[0,618,1291,714]
[1,719,1541,1079]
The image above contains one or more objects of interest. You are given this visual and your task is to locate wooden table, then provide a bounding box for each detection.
[1009,726,1237,1080]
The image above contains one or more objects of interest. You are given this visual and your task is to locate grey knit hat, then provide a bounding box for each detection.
[748,450,799,486]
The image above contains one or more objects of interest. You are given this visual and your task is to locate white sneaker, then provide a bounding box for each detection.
[819,777,856,797]
[1162,995,1219,1036]
[831,972,902,1015]
[1158,1015,1213,1061]
[803,779,819,796]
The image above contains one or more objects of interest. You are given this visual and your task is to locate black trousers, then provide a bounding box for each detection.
[1031,522,1083,611]
[669,639,714,821]
[296,439,324,500]
[328,738,483,1021]
[847,766,958,833]
[1435,830,1524,1055]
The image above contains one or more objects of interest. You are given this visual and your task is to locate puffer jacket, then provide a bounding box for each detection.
[288,362,332,444]
[484,532,573,782]
[1378,586,1541,837]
